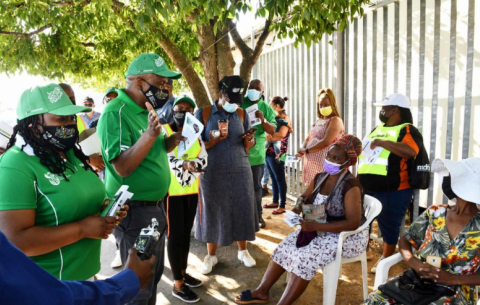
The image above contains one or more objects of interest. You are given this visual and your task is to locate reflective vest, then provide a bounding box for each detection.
[358,123,409,176]
[163,124,201,196]
[77,115,86,134]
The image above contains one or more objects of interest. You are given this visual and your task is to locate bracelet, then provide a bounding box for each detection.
[305,148,309,154]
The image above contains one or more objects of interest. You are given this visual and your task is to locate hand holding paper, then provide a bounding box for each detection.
[178,113,204,157]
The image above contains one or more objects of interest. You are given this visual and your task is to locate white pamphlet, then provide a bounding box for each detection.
[285,155,301,163]
[178,112,204,157]
[78,128,102,156]
[0,121,14,149]
[360,135,383,165]
[245,104,261,126]
[284,210,302,227]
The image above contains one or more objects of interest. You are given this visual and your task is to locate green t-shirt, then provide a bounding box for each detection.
[97,89,171,201]
[0,138,105,280]
[241,97,277,166]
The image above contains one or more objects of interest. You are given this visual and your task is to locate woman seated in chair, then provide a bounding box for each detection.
[235,134,369,305]
[364,157,480,305]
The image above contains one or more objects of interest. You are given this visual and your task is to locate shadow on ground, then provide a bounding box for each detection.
[99,195,408,304]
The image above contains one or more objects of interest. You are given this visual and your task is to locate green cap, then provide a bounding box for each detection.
[173,94,196,109]
[125,53,182,79]
[104,87,118,96]
[17,84,91,120]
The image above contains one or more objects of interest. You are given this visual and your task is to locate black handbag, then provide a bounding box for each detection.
[407,141,431,189]
[378,269,455,305]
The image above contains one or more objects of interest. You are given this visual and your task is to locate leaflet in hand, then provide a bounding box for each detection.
[245,104,261,126]
[360,135,383,165]
[100,185,133,217]
[178,112,204,157]
[284,210,302,227]
[285,155,301,163]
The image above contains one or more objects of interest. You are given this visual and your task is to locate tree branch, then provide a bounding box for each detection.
[227,19,252,59]
[0,24,51,38]
[251,18,272,60]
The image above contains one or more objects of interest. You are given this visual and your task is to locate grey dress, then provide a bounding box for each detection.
[194,102,259,246]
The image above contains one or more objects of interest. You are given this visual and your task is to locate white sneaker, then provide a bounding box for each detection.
[238,250,256,267]
[110,250,122,268]
[201,255,218,274]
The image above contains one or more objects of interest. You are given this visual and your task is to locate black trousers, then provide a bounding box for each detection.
[251,164,265,215]
[165,194,198,281]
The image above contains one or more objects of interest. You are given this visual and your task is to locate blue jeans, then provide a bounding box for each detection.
[265,155,287,208]
[366,188,414,245]
[262,163,270,186]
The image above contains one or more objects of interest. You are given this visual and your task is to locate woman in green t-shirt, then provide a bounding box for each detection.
[0,84,127,280]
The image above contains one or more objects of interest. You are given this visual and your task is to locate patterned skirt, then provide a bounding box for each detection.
[271,227,369,280]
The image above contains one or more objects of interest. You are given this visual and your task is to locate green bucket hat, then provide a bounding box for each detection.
[17,84,91,120]
[173,94,196,109]
[125,53,182,80]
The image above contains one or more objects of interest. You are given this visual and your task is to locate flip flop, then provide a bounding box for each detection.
[272,209,286,215]
[235,290,269,304]
[263,203,279,208]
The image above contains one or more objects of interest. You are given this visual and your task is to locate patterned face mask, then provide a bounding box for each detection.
[41,124,79,151]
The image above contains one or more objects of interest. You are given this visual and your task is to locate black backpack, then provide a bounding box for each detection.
[408,142,430,189]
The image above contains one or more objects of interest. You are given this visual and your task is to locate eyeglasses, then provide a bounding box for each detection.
[84,103,93,107]
[380,106,396,114]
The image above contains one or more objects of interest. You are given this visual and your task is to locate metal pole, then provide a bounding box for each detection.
[336,30,345,118]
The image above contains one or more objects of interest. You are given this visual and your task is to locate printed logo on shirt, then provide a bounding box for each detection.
[44,172,61,185]
[138,129,145,136]
[47,87,63,103]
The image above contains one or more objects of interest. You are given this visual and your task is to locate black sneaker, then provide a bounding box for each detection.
[172,284,200,303]
[184,273,202,288]
[259,215,266,228]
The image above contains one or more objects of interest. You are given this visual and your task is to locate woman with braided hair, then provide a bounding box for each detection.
[235,134,368,305]
[0,84,127,281]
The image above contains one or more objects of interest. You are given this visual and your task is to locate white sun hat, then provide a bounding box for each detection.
[431,158,480,204]
[373,93,411,109]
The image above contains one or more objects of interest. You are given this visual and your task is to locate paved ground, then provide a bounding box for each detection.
[98,194,408,304]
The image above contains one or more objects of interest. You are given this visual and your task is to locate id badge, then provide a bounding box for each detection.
[426,255,442,268]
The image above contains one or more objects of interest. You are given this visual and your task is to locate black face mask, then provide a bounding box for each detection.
[41,124,79,151]
[173,111,188,127]
[379,113,390,124]
[442,175,457,200]
[141,80,169,109]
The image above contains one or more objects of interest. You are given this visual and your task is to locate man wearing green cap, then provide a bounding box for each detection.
[0,84,126,281]
[162,94,206,303]
[97,53,185,305]
[103,87,118,104]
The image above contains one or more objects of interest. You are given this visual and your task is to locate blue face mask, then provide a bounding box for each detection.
[247,89,261,102]
[223,101,239,113]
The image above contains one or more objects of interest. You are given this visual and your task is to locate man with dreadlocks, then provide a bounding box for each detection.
[0,84,128,281]
[97,53,185,305]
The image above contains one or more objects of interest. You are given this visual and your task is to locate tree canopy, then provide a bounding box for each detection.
[0,0,367,107]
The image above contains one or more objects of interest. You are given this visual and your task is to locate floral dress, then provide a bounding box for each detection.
[271,172,369,281]
[302,118,344,186]
[364,205,480,305]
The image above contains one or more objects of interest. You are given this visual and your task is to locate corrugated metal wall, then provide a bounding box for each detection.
[255,0,479,215]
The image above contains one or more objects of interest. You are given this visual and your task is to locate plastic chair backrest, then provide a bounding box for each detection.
[363,195,382,227]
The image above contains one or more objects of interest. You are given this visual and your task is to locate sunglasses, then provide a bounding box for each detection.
[84,103,93,107]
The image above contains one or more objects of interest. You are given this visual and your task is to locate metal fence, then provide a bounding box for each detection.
[255,0,479,216]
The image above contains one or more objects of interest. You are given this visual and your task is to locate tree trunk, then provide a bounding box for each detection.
[215,23,235,82]
[196,22,218,103]
[156,31,211,107]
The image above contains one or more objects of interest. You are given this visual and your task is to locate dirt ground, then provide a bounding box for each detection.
[99,193,408,304]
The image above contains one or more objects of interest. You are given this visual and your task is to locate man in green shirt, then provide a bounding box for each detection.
[241,79,276,228]
[97,53,184,305]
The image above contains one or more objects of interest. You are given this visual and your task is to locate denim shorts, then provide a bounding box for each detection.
[366,188,414,245]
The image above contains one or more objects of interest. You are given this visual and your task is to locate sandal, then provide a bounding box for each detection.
[235,290,269,304]
[272,209,286,215]
[263,203,279,209]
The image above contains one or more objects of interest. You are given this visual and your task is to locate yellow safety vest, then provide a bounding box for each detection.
[77,115,86,134]
[163,124,201,196]
[358,123,409,176]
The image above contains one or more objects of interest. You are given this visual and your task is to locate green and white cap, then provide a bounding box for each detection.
[173,94,196,109]
[17,83,91,120]
[125,53,182,79]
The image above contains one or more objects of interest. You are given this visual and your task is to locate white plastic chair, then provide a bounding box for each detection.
[373,252,404,290]
[321,195,382,305]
